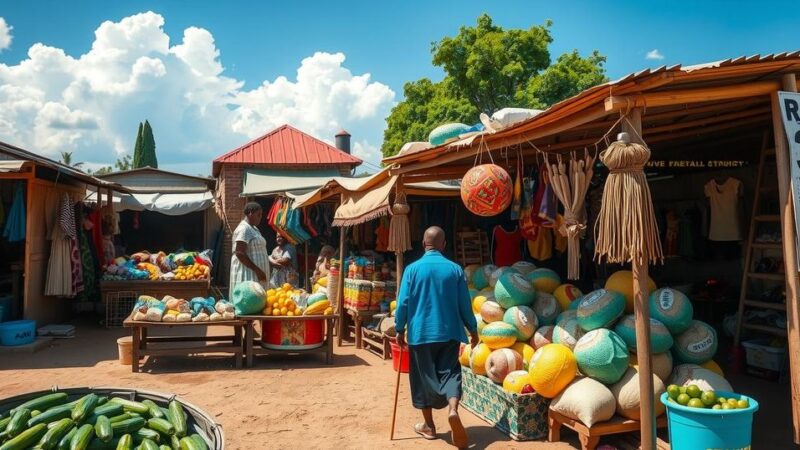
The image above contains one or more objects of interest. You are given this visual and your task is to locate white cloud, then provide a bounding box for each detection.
[0,12,395,174]
[0,18,12,51]
[646,49,665,61]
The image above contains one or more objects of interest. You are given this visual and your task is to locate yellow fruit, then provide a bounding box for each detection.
[267,289,276,297]
[278,298,286,308]
[280,307,288,315]
[286,300,296,310]
[272,309,281,316]
[323,307,333,315]
[304,300,331,315]
[282,283,292,291]
[287,311,294,317]
[264,308,272,316]
[272,302,279,310]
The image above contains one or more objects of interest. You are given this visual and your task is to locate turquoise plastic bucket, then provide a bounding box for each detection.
[661,391,758,450]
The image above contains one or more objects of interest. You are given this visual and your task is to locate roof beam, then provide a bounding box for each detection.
[604,80,780,112]
[643,106,771,134]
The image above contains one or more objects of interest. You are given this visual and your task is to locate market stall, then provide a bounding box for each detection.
[367,54,800,448]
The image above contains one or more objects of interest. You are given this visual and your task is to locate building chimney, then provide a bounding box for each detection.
[335,129,351,154]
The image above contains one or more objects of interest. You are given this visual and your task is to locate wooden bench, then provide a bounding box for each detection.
[548,409,669,450]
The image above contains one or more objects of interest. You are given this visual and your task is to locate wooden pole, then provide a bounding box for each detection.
[771,73,800,444]
[336,223,347,347]
[624,108,656,450]
[304,240,309,290]
[389,345,403,440]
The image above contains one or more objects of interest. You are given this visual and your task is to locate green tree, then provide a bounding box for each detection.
[381,14,608,158]
[115,154,133,171]
[60,151,84,168]
[90,166,113,175]
[139,120,158,168]
[132,122,144,167]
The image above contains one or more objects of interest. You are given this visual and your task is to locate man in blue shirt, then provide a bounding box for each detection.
[396,226,478,449]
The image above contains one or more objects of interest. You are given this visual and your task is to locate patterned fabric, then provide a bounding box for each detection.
[76,227,96,302]
[230,220,270,291]
[460,367,549,441]
[59,193,76,239]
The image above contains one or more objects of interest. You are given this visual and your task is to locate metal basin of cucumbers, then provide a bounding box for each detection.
[0,387,223,449]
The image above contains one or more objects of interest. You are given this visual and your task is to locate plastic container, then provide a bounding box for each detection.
[117,336,133,365]
[261,319,324,350]
[0,319,35,346]
[742,339,787,371]
[661,391,758,450]
[390,339,409,373]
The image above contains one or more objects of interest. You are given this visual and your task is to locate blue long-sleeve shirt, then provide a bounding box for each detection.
[394,250,477,345]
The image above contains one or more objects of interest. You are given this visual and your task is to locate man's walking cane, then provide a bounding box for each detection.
[390,343,403,440]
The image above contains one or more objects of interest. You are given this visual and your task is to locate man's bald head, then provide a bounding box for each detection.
[423,226,446,251]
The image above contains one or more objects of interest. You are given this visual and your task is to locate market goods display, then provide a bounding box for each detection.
[649,287,694,334]
[510,261,537,276]
[460,164,513,217]
[550,377,616,427]
[604,270,656,313]
[510,342,535,370]
[479,322,517,349]
[526,268,560,294]
[489,266,519,288]
[614,315,674,353]
[472,295,490,314]
[531,293,560,326]
[485,348,524,383]
[472,264,498,290]
[551,314,583,350]
[464,264,481,284]
[503,306,537,341]
[611,367,666,419]
[494,272,536,308]
[103,250,213,281]
[553,284,583,311]
[664,383,751,411]
[429,122,470,146]
[459,344,472,367]
[0,391,214,450]
[631,351,674,383]
[669,364,733,393]
[531,325,554,350]
[231,281,266,315]
[502,370,533,394]
[131,295,234,322]
[475,315,487,334]
[528,344,577,398]
[480,300,505,323]
[576,289,625,331]
[672,320,718,364]
[470,343,492,376]
[263,285,334,317]
[573,329,630,385]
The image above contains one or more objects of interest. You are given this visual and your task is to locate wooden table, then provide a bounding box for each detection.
[101,279,210,303]
[238,315,337,367]
[122,316,245,373]
[344,308,379,349]
[548,409,669,450]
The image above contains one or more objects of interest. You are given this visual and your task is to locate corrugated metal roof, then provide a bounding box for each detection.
[96,167,214,193]
[213,124,361,176]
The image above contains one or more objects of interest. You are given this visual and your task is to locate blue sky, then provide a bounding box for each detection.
[0,1,797,174]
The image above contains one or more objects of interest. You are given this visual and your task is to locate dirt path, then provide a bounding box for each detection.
[0,323,578,450]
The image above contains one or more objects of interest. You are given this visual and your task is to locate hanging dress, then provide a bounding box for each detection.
[2,182,26,242]
[492,225,523,267]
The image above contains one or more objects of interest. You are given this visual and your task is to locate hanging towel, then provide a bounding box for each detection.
[3,182,26,242]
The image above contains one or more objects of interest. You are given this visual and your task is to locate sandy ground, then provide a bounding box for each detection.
[0,320,792,449]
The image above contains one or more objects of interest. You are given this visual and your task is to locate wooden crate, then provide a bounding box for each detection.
[455,231,490,266]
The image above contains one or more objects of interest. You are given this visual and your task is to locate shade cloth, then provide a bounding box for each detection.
[101,191,214,215]
[241,168,343,196]
[332,175,396,226]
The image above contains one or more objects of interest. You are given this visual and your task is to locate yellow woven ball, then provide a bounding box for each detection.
[511,342,536,370]
[553,284,583,311]
[528,343,577,398]
[472,295,489,314]
[605,270,656,313]
[459,343,472,367]
[470,343,492,376]
[502,370,532,394]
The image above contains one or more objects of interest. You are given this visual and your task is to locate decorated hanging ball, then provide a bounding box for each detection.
[553,284,584,311]
[460,164,513,217]
[604,270,657,313]
[472,295,490,314]
[527,268,562,294]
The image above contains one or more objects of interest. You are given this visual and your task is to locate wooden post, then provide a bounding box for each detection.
[624,108,656,450]
[336,223,347,347]
[395,251,404,300]
[304,240,309,290]
[771,73,800,444]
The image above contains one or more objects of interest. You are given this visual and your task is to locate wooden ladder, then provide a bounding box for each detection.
[733,140,787,347]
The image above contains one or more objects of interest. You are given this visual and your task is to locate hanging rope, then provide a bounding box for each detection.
[594,118,663,266]
[387,187,411,253]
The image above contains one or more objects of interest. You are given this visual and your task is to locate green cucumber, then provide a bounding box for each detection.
[87,437,120,450]
[6,408,31,437]
[57,425,78,450]
[108,414,132,424]
[170,435,180,450]
[29,403,74,428]
[166,402,186,438]
[146,418,174,436]
[115,434,132,450]
[97,397,108,407]
[10,393,69,415]
[41,418,74,450]
[188,436,206,450]
[95,416,112,442]
[134,428,160,444]
[87,404,124,425]
[71,394,100,422]
[0,416,10,430]
[70,424,94,450]
[138,438,158,450]
[109,417,145,435]
[32,410,42,417]
[177,437,203,450]
[0,423,47,450]
[140,401,163,419]
[159,446,171,450]
[108,399,148,415]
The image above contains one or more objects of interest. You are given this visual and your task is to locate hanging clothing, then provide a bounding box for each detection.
[3,182,26,242]
[76,226,97,302]
[229,220,270,292]
[45,225,75,297]
[88,209,104,266]
[375,217,390,252]
[527,225,553,261]
[553,215,568,254]
[537,172,557,227]
[492,225,523,267]
[704,177,743,241]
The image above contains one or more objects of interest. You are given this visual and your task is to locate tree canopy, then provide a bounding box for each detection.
[133,120,158,168]
[381,14,608,158]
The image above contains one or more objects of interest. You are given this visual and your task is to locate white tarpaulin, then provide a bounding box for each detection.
[241,168,343,196]
[107,191,214,215]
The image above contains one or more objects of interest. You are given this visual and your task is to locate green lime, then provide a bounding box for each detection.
[687,398,705,408]
[737,399,750,409]
[677,393,691,406]
[727,398,739,407]
[721,403,733,410]
[667,385,681,400]
[679,386,687,395]
[712,404,722,410]
[717,397,727,404]
[700,391,717,406]
[686,385,702,399]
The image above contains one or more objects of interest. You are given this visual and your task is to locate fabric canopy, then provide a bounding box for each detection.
[332,175,396,226]
[241,168,343,196]
[98,191,214,215]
